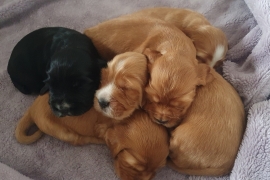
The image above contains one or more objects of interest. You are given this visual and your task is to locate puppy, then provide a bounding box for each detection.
[15,52,169,180]
[84,16,210,128]
[94,52,148,120]
[130,7,228,67]
[167,68,245,176]
[105,111,169,180]
[7,27,106,117]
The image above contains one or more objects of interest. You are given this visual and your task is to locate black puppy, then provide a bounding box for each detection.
[7,27,107,117]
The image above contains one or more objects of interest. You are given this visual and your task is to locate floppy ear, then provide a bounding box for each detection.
[118,150,145,171]
[104,128,123,157]
[197,63,214,86]
[143,48,162,64]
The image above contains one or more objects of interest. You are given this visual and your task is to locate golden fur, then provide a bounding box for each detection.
[105,111,169,180]
[84,15,211,128]
[94,52,148,120]
[15,93,109,145]
[167,68,245,176]
[130,7,228,67]
[15,52,169,180]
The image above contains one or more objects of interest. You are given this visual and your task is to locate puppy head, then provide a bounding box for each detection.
[105,111,169,180]
[143,49,212,128]
[45,48,106,117]
[94,52,148,120]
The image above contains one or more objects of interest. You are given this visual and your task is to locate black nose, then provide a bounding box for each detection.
[155,119,168,124]
[98,99,110,109]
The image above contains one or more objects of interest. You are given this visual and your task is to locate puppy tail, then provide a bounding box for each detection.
[15,110,43,144]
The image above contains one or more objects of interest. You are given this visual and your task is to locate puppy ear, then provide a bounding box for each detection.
[143,48,162,64]
[197,63,214,86]
[104,128,123,157]
[119,150,145,171]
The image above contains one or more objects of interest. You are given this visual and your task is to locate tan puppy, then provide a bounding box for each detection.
[94,52,148,120]
[85,16,211,128]
[105,111,169,180]
[130,7,228,67]
[167,68,245,176]
[15,52,169,180]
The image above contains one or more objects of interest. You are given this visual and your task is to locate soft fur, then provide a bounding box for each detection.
[130,7,228,67]
[167,68,245,176]
[94,52,148,120]
[15,52,168,180]
[7,27,106,117]
[84,15,210,128]
[105,112,169,180]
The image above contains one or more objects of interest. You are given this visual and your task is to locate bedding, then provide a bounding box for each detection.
[0,0,269,179]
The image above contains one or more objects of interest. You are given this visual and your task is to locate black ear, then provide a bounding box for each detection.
[39,83,49,95]
[143,48,162,64]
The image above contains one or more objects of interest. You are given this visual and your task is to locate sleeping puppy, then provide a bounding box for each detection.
[130,7,228,67]
[7,27,106,117]
[84,16,210,128]
[105,111,169,180]
[15,52,169,180]
[167,67,245,176]
[94,52,148,120]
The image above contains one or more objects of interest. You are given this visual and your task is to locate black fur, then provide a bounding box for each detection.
[7,27,107,117]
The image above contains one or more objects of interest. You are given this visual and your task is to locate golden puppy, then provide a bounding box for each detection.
[106,111,169,180]
[167,68,245,176]
[84,16,211,128]
[130,7,228,67]
[94,52,148,120]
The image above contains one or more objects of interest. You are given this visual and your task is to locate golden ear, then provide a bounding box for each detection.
[197,63,214,86]
[120,150,145,171]
[143,48,162,64]
[104,128,123,157]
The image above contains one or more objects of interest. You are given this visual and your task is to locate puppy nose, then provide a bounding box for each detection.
[98,99,110,109]
[155,119,168,124]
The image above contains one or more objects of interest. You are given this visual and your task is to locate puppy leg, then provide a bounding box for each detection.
[36,118,105,146]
